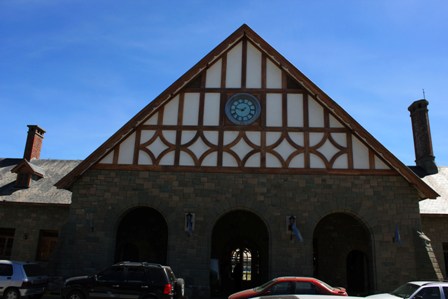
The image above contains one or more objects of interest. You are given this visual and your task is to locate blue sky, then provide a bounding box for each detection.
[1,0,447,166]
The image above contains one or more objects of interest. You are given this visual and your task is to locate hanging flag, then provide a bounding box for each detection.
[394,224,401,244]
[291,222,303,242]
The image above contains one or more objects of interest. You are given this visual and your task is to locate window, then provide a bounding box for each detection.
[36,230,58,261]
[97,266,125,281]
[0,264,13,276]
[415,287,441,299]
[443,243,448,277]
[294,282,318,294]
[442,287,448,299]
[231,248,252,281]
[0,228,15,259]
[270,282,293,295]
[126,267,146,282]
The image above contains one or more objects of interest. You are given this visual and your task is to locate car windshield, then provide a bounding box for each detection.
[390,283,421,298]
[253,279,277,292]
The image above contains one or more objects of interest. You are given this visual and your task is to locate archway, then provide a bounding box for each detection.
[210,210,269,297]
[313,213,373,295]
[115,207,168,264]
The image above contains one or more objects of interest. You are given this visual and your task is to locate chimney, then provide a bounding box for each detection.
[408,100,438,175]
[23,125,46,161]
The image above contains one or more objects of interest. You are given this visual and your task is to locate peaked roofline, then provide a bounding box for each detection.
[55,24,439,199]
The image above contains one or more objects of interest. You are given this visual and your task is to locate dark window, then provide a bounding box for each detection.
[146,267,166,284]
[270,282,293,295]
[126,267,146,282]
[36,230,58,261]
[443,243,448,277]
[415,287,441,299]
[97,266,125,281]
[294,282,318,294]
[0,264,13,276]
[23,264,45,276]
[0,228,15,259]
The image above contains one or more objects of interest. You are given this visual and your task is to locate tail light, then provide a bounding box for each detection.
[163,283,173,295]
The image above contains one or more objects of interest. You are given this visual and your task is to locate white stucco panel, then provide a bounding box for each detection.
[266,153,282,168]
[287,94,304,127]
[375,156,390,169]
[246,42,262,88]
[204,93,221,126]
[333,154,348,169]
[266,59,282,88]
[146,136,169,159]
[223,131,239,146]
[203,131,219,145]
[308,97,324,127]
[222,152,238,167]
[289,153,305,168]
[179,151,195,166]
[352,136,370,169]
[246,132,261,146]
[188,137,210,159]
[329,114,344,128]
[183,93,200,126]
[138,151,152,165]
[163,95,179,125]
[310,153,326,169]
[140,130,156,144]
[118,132,135,165]
[144,113,158,125]
[231,139,253,161]
[159,151,175,165]
[226,42,242,88]
[309,133,324,147]
[99,150,114,164]
[288,132,305,147]
[201,152,218,167]
[266,93,283,127]
[205,59,222,88]
[245,153,261,167]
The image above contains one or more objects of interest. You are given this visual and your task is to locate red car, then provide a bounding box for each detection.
[228,277,348,299]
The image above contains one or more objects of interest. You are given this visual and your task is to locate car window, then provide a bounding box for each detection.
[0,264,13,276]
[415,287,441,299]
[23,264,44,276]
[97,266,125,281]
[270,282,293,295]
[294,282,318,294]
[146,267,166,284]
[126,267,146,282]
[443,287,448,299]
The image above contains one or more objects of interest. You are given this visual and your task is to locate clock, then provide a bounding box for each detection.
[225,93,261,125]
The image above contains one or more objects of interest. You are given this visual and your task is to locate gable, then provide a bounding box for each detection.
[97,38,389,172]
[56,24,438,199]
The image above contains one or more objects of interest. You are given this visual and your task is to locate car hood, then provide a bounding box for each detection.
[228,288,257,299]
[366,293,399,299]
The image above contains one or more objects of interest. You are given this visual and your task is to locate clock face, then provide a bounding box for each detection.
[225,93,261,125]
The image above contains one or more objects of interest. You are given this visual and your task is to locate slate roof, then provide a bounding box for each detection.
[0,158,80,205]
[420,167,448,214]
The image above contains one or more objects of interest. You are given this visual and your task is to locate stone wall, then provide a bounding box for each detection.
[55,169,435,297]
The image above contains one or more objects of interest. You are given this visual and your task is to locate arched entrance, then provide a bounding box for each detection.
[210,210,269,297]
[115,207,168,264]
[313,213,373,296]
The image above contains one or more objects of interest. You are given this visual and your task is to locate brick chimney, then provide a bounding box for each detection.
[23,125,46,161]
[408,100,438,175]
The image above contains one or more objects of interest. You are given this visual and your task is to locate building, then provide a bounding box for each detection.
[1,25,446,299]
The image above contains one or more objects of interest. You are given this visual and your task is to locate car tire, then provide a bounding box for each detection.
[4,288,20,299]
[67,290,85,299]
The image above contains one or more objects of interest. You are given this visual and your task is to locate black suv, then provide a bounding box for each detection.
[61,262,185,299]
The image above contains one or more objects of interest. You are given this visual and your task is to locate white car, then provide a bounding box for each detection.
[366,281,448,299]
[249,295,363,299]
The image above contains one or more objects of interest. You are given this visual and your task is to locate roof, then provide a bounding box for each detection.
[54,24,438,200]
[0,158,80,205]
[420,167,448,214]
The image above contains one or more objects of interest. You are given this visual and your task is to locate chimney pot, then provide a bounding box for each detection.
[408,100,438,175]
[23,125,46,161]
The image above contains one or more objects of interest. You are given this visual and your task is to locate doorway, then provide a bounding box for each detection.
[313,213,373,295]
[115,207,168,264]
[210,210,269,297]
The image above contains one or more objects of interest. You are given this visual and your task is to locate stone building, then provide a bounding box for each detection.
[1,25,446,299]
